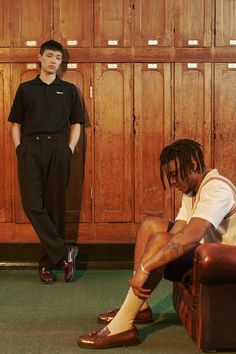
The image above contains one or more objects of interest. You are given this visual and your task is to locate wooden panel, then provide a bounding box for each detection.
[66,222,139,243]
[134,0,174,47]
[11,64,40,223]
[0,0,11,46]
[12,0,52,47]
[53,0,93,48]
[174,0,212,47]
[214,63,236,184]
[62,64,93,222]
[94,0,132,47]
[0,64,12,222]
[215,0,236,47]
[94,63,133,222]
[174,63,212,211]
[134,63,172,222]
[0,222,139,244]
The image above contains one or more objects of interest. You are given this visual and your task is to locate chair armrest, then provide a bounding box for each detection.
[193,243,236,284]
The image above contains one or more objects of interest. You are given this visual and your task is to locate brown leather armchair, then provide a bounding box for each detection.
[173,243,236,352]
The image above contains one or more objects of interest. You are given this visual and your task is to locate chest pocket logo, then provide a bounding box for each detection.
[56,91,64,95]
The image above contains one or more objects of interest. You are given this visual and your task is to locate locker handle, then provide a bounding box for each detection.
[133,114,136,135]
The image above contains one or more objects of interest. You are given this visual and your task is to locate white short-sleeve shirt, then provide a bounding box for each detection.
[175,169,236,244]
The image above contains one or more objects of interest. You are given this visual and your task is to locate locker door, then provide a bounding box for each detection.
[174,0,212,47]
[62,64,93,222]
[94,0,132,47]
[174,62,212,211]
[0,64,11,222]
[134,0,174,47]
[214,63,236,183]
[94,63,133,222]
[0,0,11,46]
[215,0,236,47]
[54,0,93,48]
[134,63,172,222]
[12,0,53,47]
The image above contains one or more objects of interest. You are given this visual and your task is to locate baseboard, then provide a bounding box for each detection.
[0,243,134,269]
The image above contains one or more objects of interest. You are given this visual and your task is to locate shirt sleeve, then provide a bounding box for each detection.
[69,85,86,125]
[8,84,24,124]
[175,195,188,222]
[192,180,235,228]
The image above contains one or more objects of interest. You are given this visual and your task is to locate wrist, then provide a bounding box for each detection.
[140,263,150,275]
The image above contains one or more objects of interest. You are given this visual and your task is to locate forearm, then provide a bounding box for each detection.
[68,123,81,153]
[11,123,21,148]
[142,217,212,273]
[143,231,199,273]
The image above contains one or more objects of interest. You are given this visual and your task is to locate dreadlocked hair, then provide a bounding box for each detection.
[159,139,206,189]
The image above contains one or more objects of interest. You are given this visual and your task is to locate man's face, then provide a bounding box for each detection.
[164,159,197,195]
[38,49,62,75]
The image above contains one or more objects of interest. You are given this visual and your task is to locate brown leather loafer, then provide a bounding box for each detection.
[38,267,55,284]
[60,245,78,282]
[98,306,153,325]
[77,326,139,349]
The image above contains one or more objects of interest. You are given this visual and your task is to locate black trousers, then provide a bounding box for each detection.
[16,134,72,268]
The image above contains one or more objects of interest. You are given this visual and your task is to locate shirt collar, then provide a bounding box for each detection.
[34,75,62,86]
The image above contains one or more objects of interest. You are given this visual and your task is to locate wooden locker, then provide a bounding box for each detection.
[53,0,93,48]
[134,0,174,47]
[0,0,11,46]
[12,0,53,47]
[62,63,93,222]
[215,0,236,47]
[174,0,212,47]
[94,0,132,47]
[174,62,212,211]
[94,63,133,222]
[214,63,236,184]
[0,64,12,223]
[134,63,172,222]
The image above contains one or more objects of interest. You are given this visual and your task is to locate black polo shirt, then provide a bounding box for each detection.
[8,75,85,137]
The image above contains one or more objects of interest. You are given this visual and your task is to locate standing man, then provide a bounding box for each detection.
[77,139,236,348]
[9,40,86,284]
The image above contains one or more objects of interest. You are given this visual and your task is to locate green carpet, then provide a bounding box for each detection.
[0,269,235,354]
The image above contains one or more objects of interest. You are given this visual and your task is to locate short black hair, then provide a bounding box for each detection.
[160,139,206,189]
[40,40,63,56]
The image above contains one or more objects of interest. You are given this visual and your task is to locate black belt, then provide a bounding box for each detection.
[23,133,66,141]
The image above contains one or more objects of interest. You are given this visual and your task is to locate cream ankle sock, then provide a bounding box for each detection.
[140,300,149,311]
[107,287,144,335]
[133,270,149,311]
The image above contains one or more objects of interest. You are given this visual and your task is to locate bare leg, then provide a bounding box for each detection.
[106,218,171,335]
[134,216,170,271]
[141,232,173,291]
[133,217,170,292]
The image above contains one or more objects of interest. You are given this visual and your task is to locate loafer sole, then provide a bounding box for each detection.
[40,279,55,284]
[77,326,139,349]
[78,338,139,349]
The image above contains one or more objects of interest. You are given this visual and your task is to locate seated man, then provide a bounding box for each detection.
[77,139,236,349]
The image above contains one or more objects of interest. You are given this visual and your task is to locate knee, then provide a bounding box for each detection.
[22,199,43,215]
[141,216,169,234]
